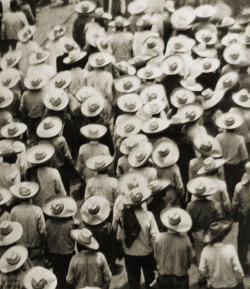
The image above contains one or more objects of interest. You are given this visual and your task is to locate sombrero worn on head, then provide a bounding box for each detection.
[9,182,39,199]
[120,134,148,155]
[143,99,166,115]
[195,23,218,46]
[0,188,12,206]
[18,25,36,43]
[193,133,222,158]
[92,7,112,20]
[71,228,99,250]
[140,84,165,104]
[197,157,225,175]
[128,142,153,168]
[63,49,87,64]
[177,103,203,124]
[215,71,239,92]
[29,49,50,65]
[47,25,67,41]
[0,141,23,157]
[141,36,164,57]
[75,0,96,14]
[161,55,184,76]
[23,266,57,289]
[203,218,233,244]
[114,75,141,94]
[160,207,192,233]
[136,14,157,28]
[0,87,13,108]
[232,88,250,108]
[119,172,148,194]
[170,88,195,108]
[197,57,220,73]
[24,73,47,90]
[168,35,195,53]
[81,196,110,225]
[50,71,72,90]
[86,155,113,171]
[142,117,172,134]
[215,112,243,129]
[0,68,20,89]
[88,52,113,68]
[81,94,105,117]
[109,16,130,28]
[114,61,136,76]
[223,43,245,65]
[117,93,143,113]
[128,0,147,15]
[187,177,217,197]
[128,55,152,68]
[229,23,244,33]
[1,50,22,70]
[193,44,217,58]
[42,196,77,218]
[165,0,175,13]
[43,88,69,111]
[80,124,107,140]
[36,116,63,139]
[137,66,162,80]
[0,245,28,273]
[0,221,23,246]
[76,86,100,103]
[236,13,250,25]
[221,33,240,47]
[195,5,216,20]
[59,37,79,54]
[180,78,203,92]
[116,115,142,137]
[1,122,27,138]
[216,17,235,29]
[152,137,179,168]
[170,6,195,30]
[27,143,55,164]
[96,37,112,54]
[123,185,151,206]
[149,179,172,195]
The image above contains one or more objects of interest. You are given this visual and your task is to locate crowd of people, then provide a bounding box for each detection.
[0,0,250,288]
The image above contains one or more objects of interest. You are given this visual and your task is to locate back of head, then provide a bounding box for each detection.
[10,0,19,12]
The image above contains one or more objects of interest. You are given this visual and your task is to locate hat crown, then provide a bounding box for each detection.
[144,67,153,77]
[6,54,15,66]
[147,39,156,49]
[95,55,105,66]
[149,119,159,131]
[100,40,109,49]
[229,50,239,60]
[202,88,213,100]
[126,140,136,150]
[195,182,206,195]
[203,61,212,70]
[127,177,139,190]
[43,117,55,130]
[125,122,135,132]
[81,2,89,12]
[147,92,157,101]
[0,94,5,103]
[130,189,143,203]
[88,99,100,112]
[150,101,160,113]
[6,250,21,265]
[50,95,62,107]
[209,221,223,235]
[35,148,46,160]
[124,97,136,110]
[169,62,178,71]
[177,94,187,104]
[203,157,216,171]
[36,50,46,60]
[51,200,64,214]
[239,89,249,102]
[174,41,183,50]
[31,77,42,87]
[168,211,181,226]
[186,110,196,120]
[223,76,232,87]
[79,228,92,244]
[202,32,212,43]
[55,77,65,88]
[64,42,75,52]
[19,186,31,197]
[135,149,146,162]
[158,144,170,158]
[31,278,47,289]
[88,201,100,215]
[88,127,99,137]
[115,16,124,27]
[224,115,235,126]
[200,141,212,152]
[2,75,11,86]
[94,157,106,169]
[149,180,160,191]
[0,221,13,236]
[123,80,133,90]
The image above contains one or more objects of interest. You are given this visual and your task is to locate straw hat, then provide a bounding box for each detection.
[76,86,100,103]
[29,48,50,65]
[9,182,39,199]
[63,49,87,64]
[86,155,114,171]
[47,25,67,41]
[170,6,195,30]
[215,71,239,92]
[180,78,203,92]
[119,172,148,194]
[232,88,250,108]
[223,43,245,65]
[168,35,195,53]
[193,44,217,58]
[0,141,23,157]
[127,55,152,68]
[137,66,162,80]
[160,207,192,233]
[42,196,77,218]
[116,115,142,137]
[113,61,136,76]
[140,84,165,104]
[229,23,244,33]
[88,52,113,68]
[195,5,216,20]
[92,7,112,20]
[0,188,12,206]
[59,37,79,54]
[215,112,243,129]
[197,157,225,175]
[196,57,220,73]
[0,221,23,246]
[203,218,233,244]
[1,50,22,70]
[0,87,13,108]
[27,143,55,164]
[161,55,184,76]
[24,73,47,90]
[50,71,72,90]
[80,124,107,140]
[0,68,20,89]
[96,37,112,54]
[43,88,69,111]
[128,0,147,15]
[141,36,164,56]
[216,17,235,29]
[123,184,151,206]
[75,0,96,14]
[236,13,250,25]
[70,228,99,250]
[149,179,172,195]
[152,137,179,168]
[136,14,157,28]
[18,25,36,42]
[128,142,153,168]
[114,75,141,94]
[177,103,203,123]
[221,33,240,47]
[170,88,195,108]
[36,117,63,139]
[195,23,218,46]
[143,99,166,115]
[81,94,105,117]
[109,16,130,28]
[193,134,222,158]
[120,134,148,155]
[187,177,217,197]
[0,245,28,273]
[117,94,143,113]
[81,196,110,225]
[1,122,27,138]
[23,266,57,289]
[142,117,172,134]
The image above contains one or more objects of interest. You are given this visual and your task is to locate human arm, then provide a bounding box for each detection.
[53,169,67,196]
[100,253,112,289]
[66,257,75,286]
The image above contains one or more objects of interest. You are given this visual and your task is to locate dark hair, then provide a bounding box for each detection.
[76,242,88,252]
[10,0,19,12]
[225,128,235,133]
[3,154,17,164]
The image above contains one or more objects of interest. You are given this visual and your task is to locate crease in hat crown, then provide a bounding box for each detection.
[125,122,135,133]
[149,119,159,131]
[195,182,206,195]
[202,88,213,100]
[127,176,139,190]
[130,189,143,203]
[147,92,157,101]
[135,149,146,162]
[79,228,92,244]
[224,115,235,126]
[239,89,249,102]
[31,77,42,87]
[203,157,217,171]
[43,117,55,130]
[88,201,100,215]
[0,221,13,236]
[35,148,46,160]
[31,278,47,289]
[6,250,21,265]
[55,77,66,88]
[19,185,31,197]
[51,200,64,214]
[168,211,181,226]
[158,144,170,158]
[186,110,196,120]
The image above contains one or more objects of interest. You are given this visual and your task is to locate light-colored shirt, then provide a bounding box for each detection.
[129,166,157,183]
[199,243,244,288]
[66,250,112,289]
[0,162,20,189]
[108,32,133,62]
[27,63,56,82]
[232,179,250,216]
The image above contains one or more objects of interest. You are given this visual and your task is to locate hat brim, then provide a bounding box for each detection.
[143,100,166,115]
[177,104,203,123]
[202,90,225,110]
[114,76,141,94]
[9,182,39,199]
[128,1,147,15]
[180,79,203,92]
[0,222,23,246]
[128,55,153,67]
[42,196,77,218]
[71,229,99,250]
[27,143,55,164]
[187,177,217,196]
[0,87,14,108]
[119,172,148,195]
[198,58,220,73]
[18,25,36,42]
[80,124,107,140]
[108,19,130,28]
[86,155,113,171]
[215,112,243,129]
[29,51,50,65]
[50,71,72,90]
[193,135,222,158]
[195,5,216,19]
[160,208,192,232]
[0,68,20,89]
[170,88,195,108]
[116,116,142,138]
[75,1,96,14]
[47,26,67,41]
[128,143,152,168]
[36,117,63,138]
[117,94,143,113]
[0,188,12,206]
[140,85,164,104]
[197,159,225,175]
[88,53,113,68]
[24,77,47,90]
[114,62,136,76]
[149,179,172,195]
[142,118,172,134]
[193,46,217,58]
[63,51,87,64]
[232,92,250,108]
[1,123,27,138]
[122,187,151,206]
[137,67,162,80]
[43,91,69,111]
[120,134,148,155]
[161,55,184,76]
[0,145,23,157]
[170,6,196,29]
[215,72,239,92]
[236,13,250,25]
[0,51,22,70]
[81,97,105,117]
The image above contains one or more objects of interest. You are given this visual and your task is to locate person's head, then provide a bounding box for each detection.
[3,154,17,164]
[10,0,19,12]
[225,128,235,133]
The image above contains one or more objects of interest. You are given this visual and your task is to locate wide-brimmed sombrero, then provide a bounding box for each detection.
[161,55,184,76]
[232,88,250,108]
[9,182,39,199]
[223,43,245,65]
[0,86,13,108]
[81,94,105,117]
[177,103,203,123]
[86,155,114,171]
[0,141,23,157]
[114,61,136,76]
[193,44,217,58]
[187,176,217,197]
[29,49,50,65]
[63,49,87,64]
[180,78,203,92]
[142,117,172,134]
[197,157,225,175]
[1,122,27,138]
[75,0,96,14]
[0,68,20,89]
[171,6,195,30]
[170,88,195,108]
[0,188,12,206]
[117,93,143,113]
[193,133,222,158]
[149,179,172,195]
[18,25,36,42]
[196,57,220,73]
[128,0,147,15]
[114,75,141,94]
[27,143,55,164]
[215,111,243,129]
[88,52,113,68]
[137,66,162,80]
[221,33,240,47]
[50,71,72,90]
[116,115,142,137]
[128,142,153,168]
[195,23,218,46]
[47,25,67,41]
[120,134,148,155]
[215,71,239,92]
[71,228,99,250]
[216,17,235,29]
[36,116,63,138]
[1,50,22,70]
[24,73,47,90]
[143,99,166,115]
[140,84,165,104]
[195,5,216,20]
[0,221,23,246]
[108,16,130,29]
[80,124,107,140]
[168,35,195,53]
[43,88,69,111]
[59,37,79,54]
